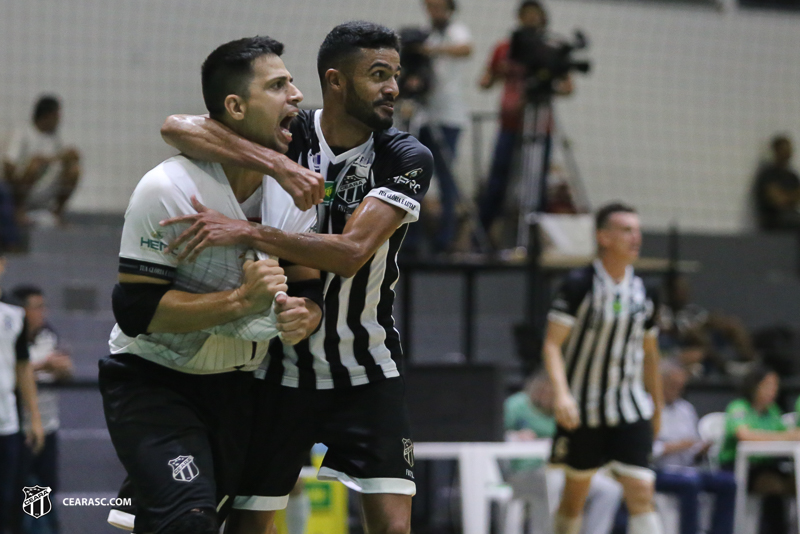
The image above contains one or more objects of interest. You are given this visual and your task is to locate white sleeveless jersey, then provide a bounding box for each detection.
[108,155,316,374]
[0,301,26,435]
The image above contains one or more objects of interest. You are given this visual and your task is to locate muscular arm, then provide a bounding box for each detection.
[643,333,664,434]
[428,43,472,57]
[16,361,44,453]
[160,115,324,210]
[3,162,15,184]
[117,258,284,334]
[243,199,406,278]
[543,320,572,399]
[167,196,407,279]
[543,320,580,429]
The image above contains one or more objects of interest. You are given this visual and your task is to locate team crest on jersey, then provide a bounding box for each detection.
[169,455,200,482]
[22,486,52,519]
[308,150,323,173]
[402,438,415,467]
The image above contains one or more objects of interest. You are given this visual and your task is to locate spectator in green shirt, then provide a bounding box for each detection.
[720,366,800,534]
[503,372,622,534]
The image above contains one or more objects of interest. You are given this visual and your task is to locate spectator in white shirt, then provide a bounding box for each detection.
[3,95,81,227]
[418,0,472,253]
[653,360,735,534]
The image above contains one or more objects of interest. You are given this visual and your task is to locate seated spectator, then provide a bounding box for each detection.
[659,275,756,376]
[653,360,735,534]
[2,95,80,227]
[504,371,622,534]
[719,366,800,534]
[754,134,800,231]
[11,285,71,534]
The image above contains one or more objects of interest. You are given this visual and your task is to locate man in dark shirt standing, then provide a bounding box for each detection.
[755,134,800,230]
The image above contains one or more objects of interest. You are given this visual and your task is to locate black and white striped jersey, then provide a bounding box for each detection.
[548,260,659,428]
[265,109,433,389]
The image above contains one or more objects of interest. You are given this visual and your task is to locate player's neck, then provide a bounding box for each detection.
[221,164,262,203]
[319,106,371,149]
[598,255,629,282]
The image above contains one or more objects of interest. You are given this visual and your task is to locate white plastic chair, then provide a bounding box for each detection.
[781,412,797,429]
[698,412,727,468]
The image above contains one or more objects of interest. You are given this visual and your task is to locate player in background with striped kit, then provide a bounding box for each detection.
[543,203,664,534]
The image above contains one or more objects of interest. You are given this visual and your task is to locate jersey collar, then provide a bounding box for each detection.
[593,258,632,289]
[314,109,373,165]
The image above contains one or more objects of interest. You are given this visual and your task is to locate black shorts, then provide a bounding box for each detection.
[99,354,256,533]
[550,418,654,478]
[233,376,416,511]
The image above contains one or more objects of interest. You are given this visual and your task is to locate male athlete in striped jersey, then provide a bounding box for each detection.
[543,203,664,534]
[100,37,323,534]
[160,22,432,534]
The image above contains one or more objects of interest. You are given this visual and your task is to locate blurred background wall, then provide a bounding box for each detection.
[1,0,799,231]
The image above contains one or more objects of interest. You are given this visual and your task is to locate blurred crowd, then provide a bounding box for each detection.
[505,362,800,534]
[0,252,72,534]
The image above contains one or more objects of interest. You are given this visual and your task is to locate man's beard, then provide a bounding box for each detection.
[345,87,394,131]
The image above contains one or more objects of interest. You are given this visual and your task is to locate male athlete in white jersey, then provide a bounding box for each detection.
[99,37,323,534]
[160,22,432,534]
[543,203,664,534]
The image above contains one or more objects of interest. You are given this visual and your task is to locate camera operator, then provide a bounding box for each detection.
[479,0,573,245]
[417,0,473,254]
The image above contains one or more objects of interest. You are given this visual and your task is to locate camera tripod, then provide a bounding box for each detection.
[399,99,492,255]
[515,97,589,251]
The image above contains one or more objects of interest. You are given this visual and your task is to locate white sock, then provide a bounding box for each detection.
[628,511,663,534]
[285,492,311,534]
[553,513,582,534]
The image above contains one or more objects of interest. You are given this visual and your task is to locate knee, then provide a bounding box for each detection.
[623,480,656,515]
[160,509,218,534]
[384,517,411,534]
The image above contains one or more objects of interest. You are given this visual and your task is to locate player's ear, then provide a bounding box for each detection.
[325,69,344,94]
[223,94,246,121]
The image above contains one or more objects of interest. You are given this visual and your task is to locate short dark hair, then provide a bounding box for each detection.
[771,134,792,151]
[316,21,401,89]
[33,95,60,122]
[201,36,284,119]
[595,202,637,230]
[740,365,776,405]
[519,0,544,15]
[10,284,43,306]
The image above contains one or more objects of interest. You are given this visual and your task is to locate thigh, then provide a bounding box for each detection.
[550,424,609,472]
[318,378,416,496]
[360,493,412,534]
[698,469,736,494]
[233,382,317,512]
[606,420,654,475]
[99,355,223,533]
[655,468,698,493]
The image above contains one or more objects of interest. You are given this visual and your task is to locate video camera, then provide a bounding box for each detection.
[398,27,433,102]
[509,27,591,101]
